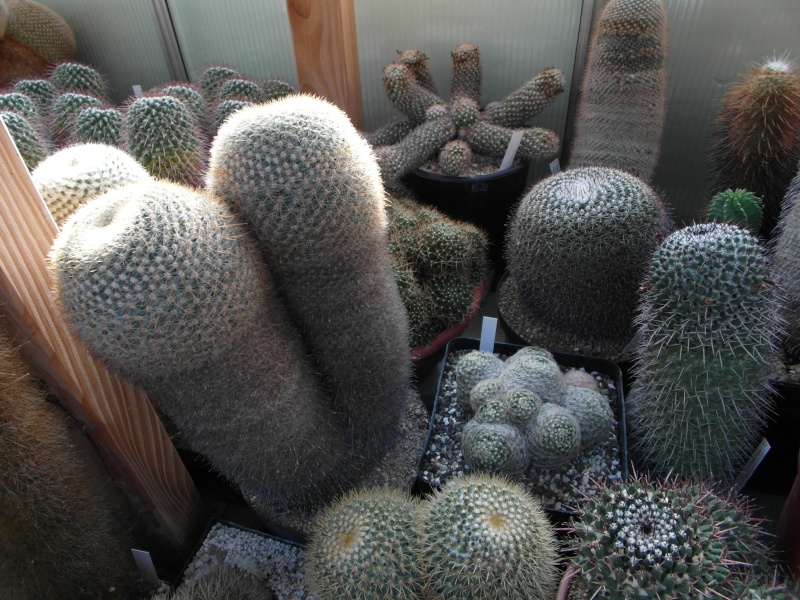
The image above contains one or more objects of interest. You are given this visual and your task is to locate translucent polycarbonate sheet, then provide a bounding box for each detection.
[36,1,173,104]
[167,0,297,86]
[653,0,800,225]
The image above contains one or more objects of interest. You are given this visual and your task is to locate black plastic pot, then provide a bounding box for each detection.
[403,162,530,281]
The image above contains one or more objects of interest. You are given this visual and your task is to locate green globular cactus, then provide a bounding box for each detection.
[501,166,670,357]
[0,91,42,130]
[1,110,47,169]
[419,473,560,600]
[198,65,241,102]
[708,58,800,239]
[454,350,505,405]
[207,95,413,477]
[524,402,582,469]
[52,91,102,144]
[705,188,763,234]
[159,83,207,130]
[12,77,56,114]
[123,94,206,187]
[305,487,424,600]
[217,77,264,103]
[49,180,351,510]
[773,168,800,357]
[71,105,122,147]
[212,98,253,133]
[568,0,668,183]
[32,142,150,225]
[472,398,510,424]
[499,351,567,405]
[569,475,774,599]
[49,60,106,99]
[467,378,506,414]
[261,78,295,101]
[503,388,543,426]
[627,223,776,483]
[156,567,270,600]
[450,43,481,103]
[461,421,529,475]
[562,386,614,449]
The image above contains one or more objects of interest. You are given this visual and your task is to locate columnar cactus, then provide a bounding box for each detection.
[1,110,47,169]
[568,0,668,183]
[705,188,763,234]
[501,166,670,357]
[627,223,777,483]
[207,94,413,475]
[305,487,424,600]
[49,180,352,509]
[709,58,800,239]
[419,473,560,599]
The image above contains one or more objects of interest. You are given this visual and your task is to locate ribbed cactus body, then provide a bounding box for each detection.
[1,111,47,169]
[706,188,763,234]
[709,59,800,239]
[503,166,669,355]
[627,223,776,483]
[49,180,351,508]
[568,0,668,182]
[71,106,122,146]
[207,95,412,473]
[773,169,800,357]
[49,61,106,99]
[32,143,150,225]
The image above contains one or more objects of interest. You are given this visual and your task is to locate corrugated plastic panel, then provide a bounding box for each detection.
[166,0,297,86]
[35,1,173,104]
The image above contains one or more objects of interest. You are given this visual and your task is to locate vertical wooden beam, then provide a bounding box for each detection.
[0,122,206,557]
[287,0,363,129]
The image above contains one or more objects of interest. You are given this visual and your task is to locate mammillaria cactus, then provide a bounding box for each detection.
[158,83,207,130]
[524,402,582,469]
[561,386,614,449]
[773,168,800,357]
[305,487,424,600]
[462,421,529,475]
[568,0,668,183]
[153,567,270,600]
[0,90,43,130]
[709,58,800,239]
[367,43,564,181]
[499,351,567,405]
[198,65,241,102]
[51,91,102,144]
[1,110,46,169]
[501,166,670,357]
[12,77,56,114]
[627,223,776,483]
[48,60,107,99]
[261,78,295,101]
[705,188,763,234]
[454,350,505,404]
[569,475,774,599]
[207,94,412,476]
[71,105,122,146]
[217,77,264,103]
[32,142,150,224]
[419,473,560,599]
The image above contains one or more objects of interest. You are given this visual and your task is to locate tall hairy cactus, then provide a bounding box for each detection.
[501,166,670,356]
[709,58,800,239]
[568,0,668,183]
[207,94,412,479]
[49,180,351,511]
[627,223,777,483]
[772,167,800,358]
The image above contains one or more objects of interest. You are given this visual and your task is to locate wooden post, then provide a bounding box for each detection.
[0,122,206,557]
[287,0,363,129]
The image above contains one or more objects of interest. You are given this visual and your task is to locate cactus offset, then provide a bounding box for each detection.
[51,91,102,144]
[524,402,582,469]
[261,78,295,101]
[462,421,529,475]
[12,77,56,114]
[705,188,763,234]
[454,350,505,405]
[562,386,614,449]
[198,65,241,102]
[217,77,264,103]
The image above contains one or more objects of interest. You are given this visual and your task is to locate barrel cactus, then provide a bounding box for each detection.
[627,223,777,483]
[419,473,560,599]
[501,166,670,357]
[705,188,763,234]
[1,110,47,169]
[773,168,800,358]
[709,57,800,239]
[568,0,668,183]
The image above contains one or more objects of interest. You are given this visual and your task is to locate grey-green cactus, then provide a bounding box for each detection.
[198,65,241,102]
[469,383,507,417]
[454,350,505,405]
[49,61,107,99]
[562,386,614,449]
[773,168,800,357]
[71,105,122,146]
[499,351,567,405]
[462,421,529,475]
[568,0,668,183]
[159,83,207,130]
[217,77,264,103]
[261,78,295,101]
[501,166,670,357]
[305,487,424,600]
[419,473,560,599]
[0,91,43,130]
[503,388,543,426]
[369,43,565,181]
[525,402,582,469]
[51,91,102,145]
[12,78,56,114]
[705,188,763,234]
[627,223,776,483]
[212,98,253,133]
[1,110,47,169]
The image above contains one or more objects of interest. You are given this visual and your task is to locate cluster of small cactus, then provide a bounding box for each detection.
[568,475,775,599]
[708,57,800,239]
[501,166,670,357]
[456,347,614,475]
[366,43,565,183]
[306,474,560,600]
[627,223,777,483]
[705,187,763,234]
[568,0,669,183]
[386,193,489,348]
[151,566,271,600]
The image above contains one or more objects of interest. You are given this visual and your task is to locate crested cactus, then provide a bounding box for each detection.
[501,166,670,357]
[49,179,352,510]
[419,473,560,599]
[1,110,47,169]
[627,223,777,483]
[123,94,206,187]
[568,0,668,183]
[708,58,800,239]
[71,105,122,146]
[49,60,107,99]
[524,402,582,469]
[705,188,763,234]
[773,168,800,357]
[461,421,529,475]
[305,487,424,600]
[569,475,774,599]
[369,43,565,181]
[562,386,614,449]
[207,94,413,476]
[32,142,150,225]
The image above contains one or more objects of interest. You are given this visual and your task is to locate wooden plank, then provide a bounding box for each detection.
[0,121,206,556]
[287,0,363,129]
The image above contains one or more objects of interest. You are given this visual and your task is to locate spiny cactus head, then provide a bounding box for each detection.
[562,386,614,449]
[199,65,241,101]
[12,78,56,113]
[419,473,560,599]
[450,96,480,128]
[423,273,476,329]
[425,102,449,121]
[506,345,557,366]
[450,43,481,103]
[472,397,509,424]
[500,353,567,405]
[52,92,102,139]
[160,83,207,128]
[455,350,505,404]
[305,487,424,600]
[414,219,471,275]
[0,91,41,125]
[1,110,47,169]
[217,78,264,103]
[213,98,253,132]
[261,78,295,100]
[48,61,106,99]
[595,0,668,72]
[503,388,543,426]
[382,62,414,96]
[706,188,763,233]
[525,402,581,469]
[467,377,506,414]
[4,0,76,63]
[462,421,529,475]
[72,106,122,146]
[571,475,773,599]
[438,139,472,176]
